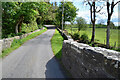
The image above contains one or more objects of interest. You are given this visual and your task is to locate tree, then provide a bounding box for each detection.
[106,0,120,48]
[76,17,87,32]
[37,2,50,25]
[70,20,75,35]
[2,2,18,37]
[84,0,104,44]
[56,2,78,29]
[14,2,39,34]
[2,2,53,38]
[2,2,39,34]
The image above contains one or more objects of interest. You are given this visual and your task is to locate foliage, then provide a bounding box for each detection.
[51,29,64,59]
[38,24,43,29]
[89,42,95,47]
[7,33,16,38]
[65,26,120,48]
[80,33,88,43]
[72,33,80,40]
[76,17,87,32]
[1,28,47,58]
[2,2,56,38]
[56,2,78,27]
[118,26,120,29]
[2,2,17,38]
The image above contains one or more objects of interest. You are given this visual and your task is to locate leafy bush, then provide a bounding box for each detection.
[38,24,43,29]
[2,35,8,38]
[72,33,80,40]
[89,42,94,46]
[80,33,88,43]
[116,48,120,52]
[7,33,23,38]
[21,22,39,33]
[16,33,23,36]
[21,31,26,34]
[8,33,16,38]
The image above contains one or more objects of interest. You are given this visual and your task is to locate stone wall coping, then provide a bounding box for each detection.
[64,40,120,61]
[61,28,120,61]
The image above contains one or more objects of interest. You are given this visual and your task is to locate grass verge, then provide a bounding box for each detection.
[0,28,47,58]
[51,29,64,59]
[51,29,72,78]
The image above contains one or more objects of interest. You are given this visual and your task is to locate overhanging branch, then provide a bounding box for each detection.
[96,6,104,13]
[113,1,120,7]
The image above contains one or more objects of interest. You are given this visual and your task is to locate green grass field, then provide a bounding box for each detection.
[51,29,64,59]
[65,27,120,47]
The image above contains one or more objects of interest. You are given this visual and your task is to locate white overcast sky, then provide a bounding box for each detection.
[51,0,120,26]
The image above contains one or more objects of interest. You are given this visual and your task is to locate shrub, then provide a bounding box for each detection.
[80,33,88,43]
[72,33,80,40]
[16,33,23,36]
[38,24,43,29]
[21,31,26,34]
[8,33,16,38]
[116,48,120,52]
[89,42,95,47]
[21,22,39,33]
[2,35,8,38]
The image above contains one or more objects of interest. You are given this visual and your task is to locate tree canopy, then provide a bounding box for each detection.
[76,17,87,32]
[2,2,56,38]
[56,2,78,27]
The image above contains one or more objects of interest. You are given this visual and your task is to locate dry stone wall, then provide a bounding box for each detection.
[62,40,120,78]
[0,40,3,55]
[0,28,44,54]
[56,28,120,79]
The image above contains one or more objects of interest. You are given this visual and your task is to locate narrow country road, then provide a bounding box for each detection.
[2,25,66,78]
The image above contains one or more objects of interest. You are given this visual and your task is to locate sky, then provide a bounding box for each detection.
[50,0,120,26]
[73,0,119,26]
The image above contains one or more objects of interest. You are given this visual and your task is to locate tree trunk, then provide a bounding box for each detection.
[18,21,22,33]
[106,19,110,48]
[63,20,65,30]
[60,21,62,29]
[106,1,113,48]
[19,16,24,33]
[15,16,24,34]
[91,21,95,43]
[91,2,96,44]
[15,23,19,34]
[106,1,120,48]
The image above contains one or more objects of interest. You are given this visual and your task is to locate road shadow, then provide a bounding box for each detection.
[45,56,65,78]
[45,49,72,80]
